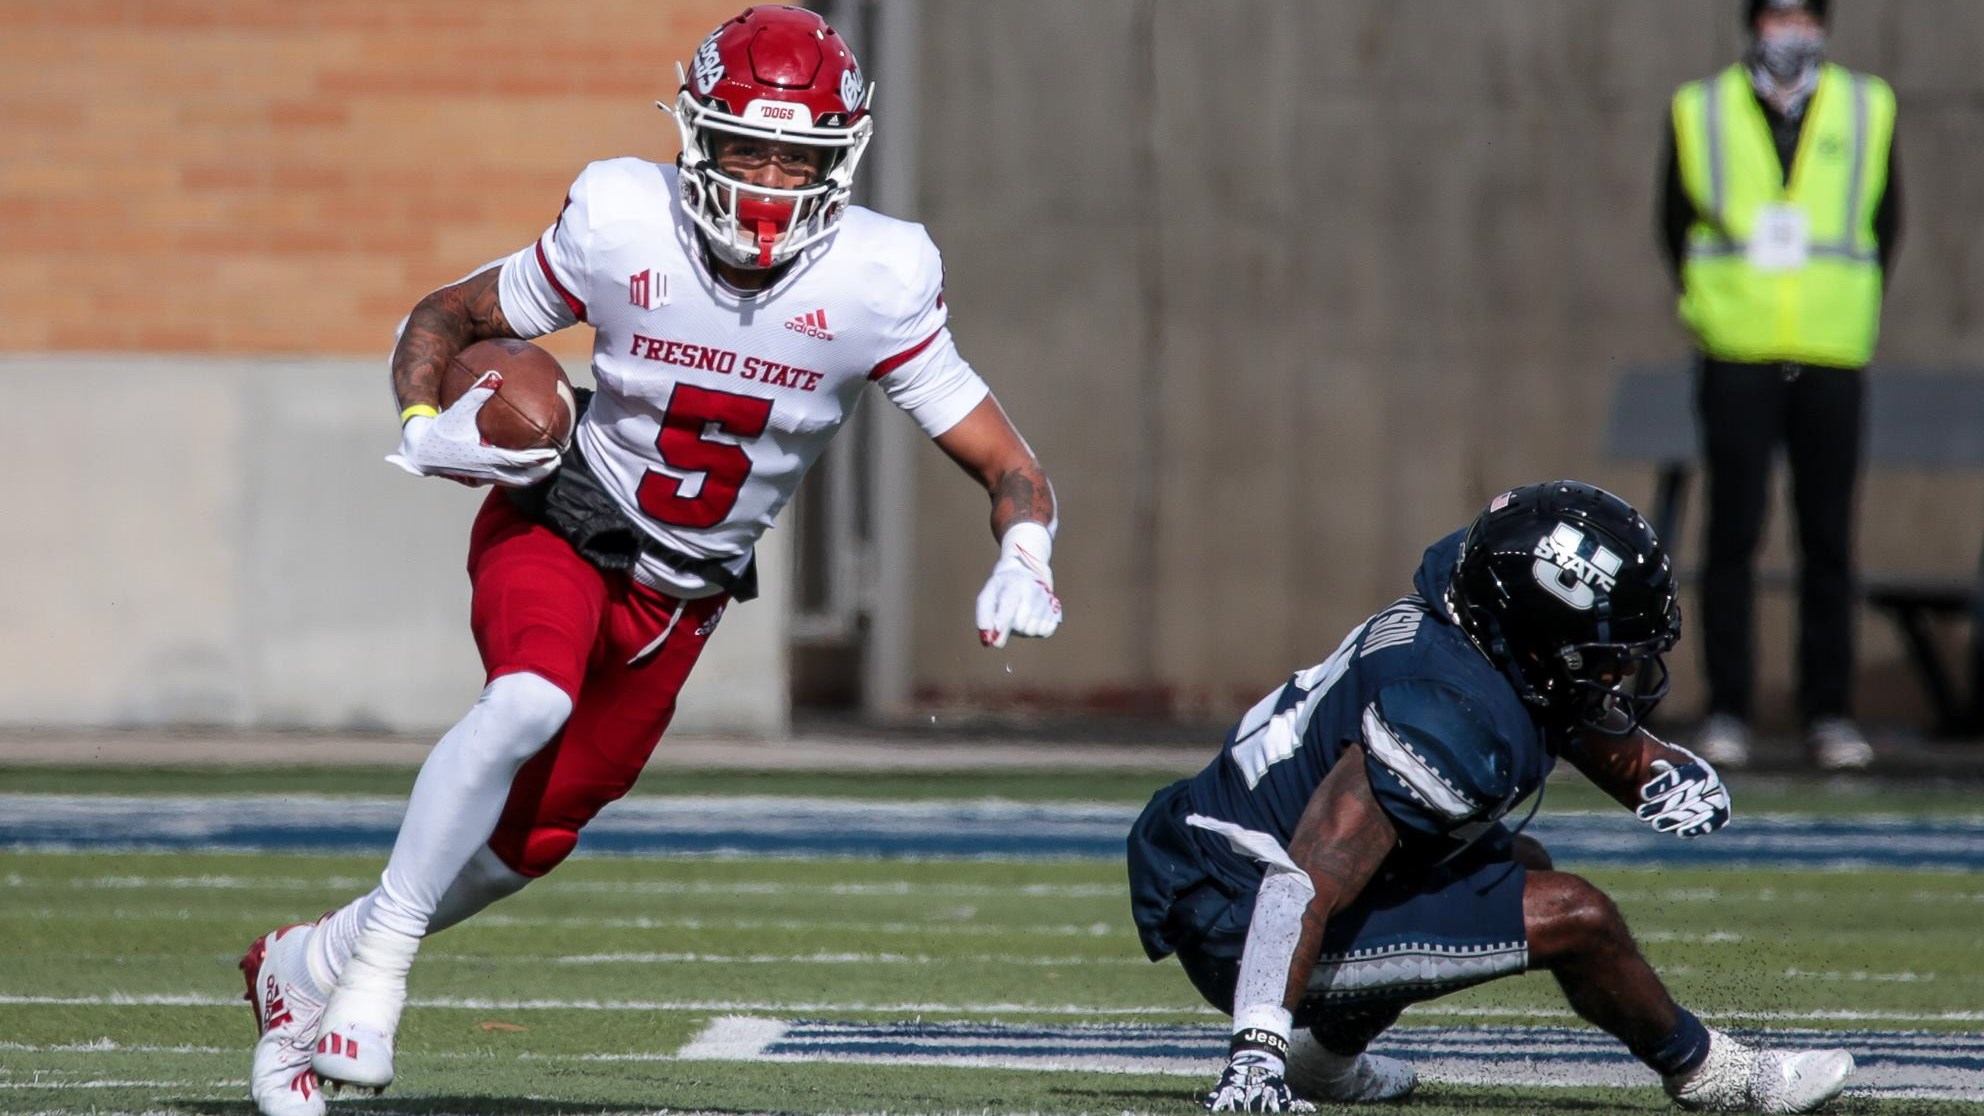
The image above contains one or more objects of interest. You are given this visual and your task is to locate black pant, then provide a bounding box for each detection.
[1696,357,1864,724]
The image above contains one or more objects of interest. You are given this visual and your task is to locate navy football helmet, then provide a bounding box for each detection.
[1450,481,1682,734]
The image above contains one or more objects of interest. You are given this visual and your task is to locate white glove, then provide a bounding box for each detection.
[975,521,1061,648]
[1636,754,1732,839]
[386,371,561,487]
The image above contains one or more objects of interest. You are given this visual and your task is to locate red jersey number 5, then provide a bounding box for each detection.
[637,384,773,529]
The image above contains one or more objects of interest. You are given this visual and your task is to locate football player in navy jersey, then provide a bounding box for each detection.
[1128,481,1853,1114]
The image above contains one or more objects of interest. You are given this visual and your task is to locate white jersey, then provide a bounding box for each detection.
[496,158,989,598]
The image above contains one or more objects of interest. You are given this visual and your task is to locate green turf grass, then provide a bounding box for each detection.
[2,847,1980,1114]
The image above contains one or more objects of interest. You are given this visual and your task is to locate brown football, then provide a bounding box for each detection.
[440,338,576,452]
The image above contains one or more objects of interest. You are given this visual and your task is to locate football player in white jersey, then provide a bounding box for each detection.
[235,8,1062,1113]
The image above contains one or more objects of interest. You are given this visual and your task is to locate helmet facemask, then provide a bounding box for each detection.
[1551,623,1679,735]
[1458,570,1679,736]
[662,64,874,272]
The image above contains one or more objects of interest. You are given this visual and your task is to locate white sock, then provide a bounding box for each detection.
[366,672,571,942]
[308,849,534,994]
[333,923,421,1035]
[430,845,534,933]
[306,891,375,994]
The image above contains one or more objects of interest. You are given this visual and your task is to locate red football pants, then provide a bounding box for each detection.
[465,493,728,877]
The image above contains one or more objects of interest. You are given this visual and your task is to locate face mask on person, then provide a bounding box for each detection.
[1750,26,1826,84]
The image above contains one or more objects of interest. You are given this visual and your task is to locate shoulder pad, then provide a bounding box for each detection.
[1360,679,1517,837]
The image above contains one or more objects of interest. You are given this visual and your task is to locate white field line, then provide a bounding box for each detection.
[676,1016,790,1060]
[0,1040,226,1054]
[0,1111,206,1116]
[0,874,372,892]
[56,873,1984,908]
[0,1111,215,1116]
[0,1040,715,1066]
[474,913,1124,936]
[18,904,1980,948]
[1779,968,1958,983]
[543,951,1146,967]
[0,1040,802,1067]
[0,1106,732,1116]
[6,991,1984,1024]
[1,873,1121,900]
[1611,886,1984,904]
[0,1079,243,1090]
[0,992,1209,1016]
[672,1017,1984,1098]
[545,880,1125,899]
[0,907,1124,937]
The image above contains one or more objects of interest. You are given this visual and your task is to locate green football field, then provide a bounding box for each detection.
[1,764,1980,1115]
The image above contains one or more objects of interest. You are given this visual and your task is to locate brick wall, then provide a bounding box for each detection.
[1,0,739,362]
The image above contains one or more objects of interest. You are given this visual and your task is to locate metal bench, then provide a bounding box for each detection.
[1605,364,1984,736]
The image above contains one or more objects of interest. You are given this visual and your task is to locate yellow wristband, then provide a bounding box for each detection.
[399,403,440,425]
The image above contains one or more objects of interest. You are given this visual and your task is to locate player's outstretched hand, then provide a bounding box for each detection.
[387,372,561,487]
[1204,1052,1315,1113]
[1636,756,1731,839]
[976,521,1061,648]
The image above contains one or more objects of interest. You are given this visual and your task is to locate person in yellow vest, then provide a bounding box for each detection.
[1660,0,1899,771]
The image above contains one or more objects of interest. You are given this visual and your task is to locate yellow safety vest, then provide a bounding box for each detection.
[1672,63,1894,369]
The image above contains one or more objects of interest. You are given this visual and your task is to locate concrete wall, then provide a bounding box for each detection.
[0,356,788,735]
[0,2,789,734]
[909,0,1984,731]
[5,1,1981,733]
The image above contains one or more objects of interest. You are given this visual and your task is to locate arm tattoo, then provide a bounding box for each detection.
[1279,750,1398,1007]
[989,462,1054,539]
[390,267,517,409]
[1565,728,1682,810]
[1290,767,1395,899]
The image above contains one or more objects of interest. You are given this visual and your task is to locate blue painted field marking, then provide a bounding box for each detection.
[678,1018,1984,1100]
[2,794,1982,869]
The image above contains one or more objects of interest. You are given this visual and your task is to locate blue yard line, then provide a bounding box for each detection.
[2,794,1982,868]
[683,1019,1984,1097]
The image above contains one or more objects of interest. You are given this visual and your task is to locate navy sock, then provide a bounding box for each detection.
[1632,1007,1712,1077]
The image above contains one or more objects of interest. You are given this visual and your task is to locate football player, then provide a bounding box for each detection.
[1128,481,1854,1114]
[237,7,1062,1113]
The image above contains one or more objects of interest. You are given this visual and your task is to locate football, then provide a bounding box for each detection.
[440,338,577,452]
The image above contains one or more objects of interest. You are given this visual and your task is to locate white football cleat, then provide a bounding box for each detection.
[1284,1030,1418,1103]
[310,926,417,1092]
[1695,714,1753,770]
[240,923,326,1116]
[1667,1029,1854,1113]
[1808,718,1874,772]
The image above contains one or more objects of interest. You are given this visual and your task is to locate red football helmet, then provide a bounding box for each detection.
[661,5,874,270]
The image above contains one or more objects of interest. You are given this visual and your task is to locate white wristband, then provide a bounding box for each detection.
[999,520,1054,569]
[1234,1003,1293,1041]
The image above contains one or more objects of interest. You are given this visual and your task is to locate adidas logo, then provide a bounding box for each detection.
[263,973,293,1031]
[784,308,834,341]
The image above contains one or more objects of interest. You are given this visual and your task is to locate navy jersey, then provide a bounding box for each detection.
[1182,530,1559,892]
